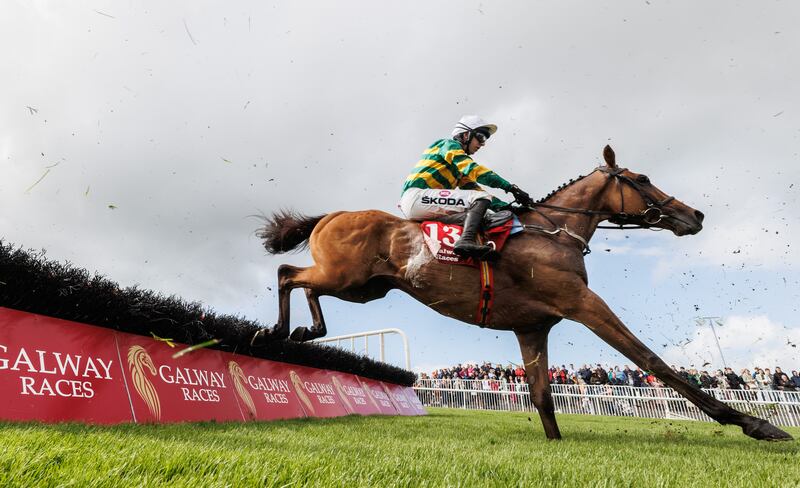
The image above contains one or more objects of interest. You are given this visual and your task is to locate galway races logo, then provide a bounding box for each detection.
[228,361,257,419]
[331,375,353,413]
[127,346,161,420]
[357,377,381,410]
[289,370,315,415]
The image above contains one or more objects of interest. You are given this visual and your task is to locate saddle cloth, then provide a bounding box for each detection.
[420,218,514,267]
[418,210,516,325]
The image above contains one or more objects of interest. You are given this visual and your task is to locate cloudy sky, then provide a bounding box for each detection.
[2,1,798,375]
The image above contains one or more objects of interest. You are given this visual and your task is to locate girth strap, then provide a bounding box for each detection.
[475,236,495,326]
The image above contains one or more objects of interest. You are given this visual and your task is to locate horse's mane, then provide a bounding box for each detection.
[534,169,597,204]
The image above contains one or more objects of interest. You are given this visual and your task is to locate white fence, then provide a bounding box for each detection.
[412,379,800,427]
[313,328,411,369]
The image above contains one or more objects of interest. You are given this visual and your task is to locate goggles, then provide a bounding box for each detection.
[473,131,490,143]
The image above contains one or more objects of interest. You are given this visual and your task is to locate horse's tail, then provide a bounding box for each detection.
[257,210,327,254]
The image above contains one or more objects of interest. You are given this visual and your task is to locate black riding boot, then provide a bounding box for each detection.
[453,199,497,261]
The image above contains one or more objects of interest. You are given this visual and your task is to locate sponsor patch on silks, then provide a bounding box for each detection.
[420,220,514,267]
[420,191,467,207]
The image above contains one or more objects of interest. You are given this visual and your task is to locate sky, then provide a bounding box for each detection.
[2,1,798,375]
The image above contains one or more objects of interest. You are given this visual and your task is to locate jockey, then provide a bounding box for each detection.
[399,115,532,260]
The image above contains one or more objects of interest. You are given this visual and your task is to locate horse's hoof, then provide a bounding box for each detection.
[742,419,794,441]
[250,325,288,346]
[290,326,325,342]
[289,327,309,342]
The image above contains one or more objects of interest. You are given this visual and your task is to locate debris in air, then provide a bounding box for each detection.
[183,19,198,45]
[172,338,222,359]
[25,169,52,193]
[150,332,176,348]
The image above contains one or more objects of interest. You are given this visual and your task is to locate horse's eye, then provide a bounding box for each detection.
[636,175,650,184]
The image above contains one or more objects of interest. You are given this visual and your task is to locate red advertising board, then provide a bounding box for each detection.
[0,307,133,424]
[115,334,245,423]
[380,382,424,416]
[356,376,399,415]
[400,386,428,416]
[327,372,382,416]
[0,307,424,424]
[220,352,308,421]
[284,365,349,418]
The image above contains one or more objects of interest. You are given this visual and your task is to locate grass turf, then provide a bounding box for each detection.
[0,409,798,487]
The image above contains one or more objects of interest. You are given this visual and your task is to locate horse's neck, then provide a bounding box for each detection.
[522,171,610,243]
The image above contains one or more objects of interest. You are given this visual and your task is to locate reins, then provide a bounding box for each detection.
[520,221,592,255]
[513,167,677,255]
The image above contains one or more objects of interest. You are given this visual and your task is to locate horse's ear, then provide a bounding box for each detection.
[603,145,617,168]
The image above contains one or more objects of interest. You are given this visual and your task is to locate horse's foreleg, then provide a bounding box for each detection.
[567,288,792,441]
[289,289,328,342]
[515,326,561,440]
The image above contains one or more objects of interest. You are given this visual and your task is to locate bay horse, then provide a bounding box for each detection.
[252,145,792,441]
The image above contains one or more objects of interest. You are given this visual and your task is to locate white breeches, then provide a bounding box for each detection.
[399,188,492,220]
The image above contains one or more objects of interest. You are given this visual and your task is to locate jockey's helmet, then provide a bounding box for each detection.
[451,115,498,139]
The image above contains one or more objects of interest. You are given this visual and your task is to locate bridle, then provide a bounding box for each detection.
[525,166,675,229]
[596,166,675,228]
[517,167,676,255]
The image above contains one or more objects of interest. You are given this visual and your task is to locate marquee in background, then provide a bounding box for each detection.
[0,307,425,423]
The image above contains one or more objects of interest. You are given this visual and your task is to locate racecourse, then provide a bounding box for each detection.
[1,409,797,487]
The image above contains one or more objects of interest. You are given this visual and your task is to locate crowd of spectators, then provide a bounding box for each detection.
[421,362,527,385]
[418,361,800,391]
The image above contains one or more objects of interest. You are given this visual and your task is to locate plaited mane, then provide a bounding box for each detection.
[535,170,597,203]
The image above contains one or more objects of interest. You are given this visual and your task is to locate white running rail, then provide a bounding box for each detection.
[314,328,411,370]
[412,379,800,427]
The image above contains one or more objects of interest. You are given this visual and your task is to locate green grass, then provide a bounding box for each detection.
[0,409,798,487]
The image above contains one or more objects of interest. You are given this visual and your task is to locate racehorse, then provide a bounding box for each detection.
[252,146,792,441]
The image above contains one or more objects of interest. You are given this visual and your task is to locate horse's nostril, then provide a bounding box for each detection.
[695,210,705,223]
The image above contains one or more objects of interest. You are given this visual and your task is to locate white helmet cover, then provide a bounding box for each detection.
[451,115,498,138]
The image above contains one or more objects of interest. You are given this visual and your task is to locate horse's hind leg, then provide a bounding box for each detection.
[251,264,313,344]
[289,277,398,342]
[568,288,793,441]
[289,289,328,342]
[515,324,561,440]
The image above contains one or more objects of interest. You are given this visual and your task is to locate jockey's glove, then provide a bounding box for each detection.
[509,184,533,206]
